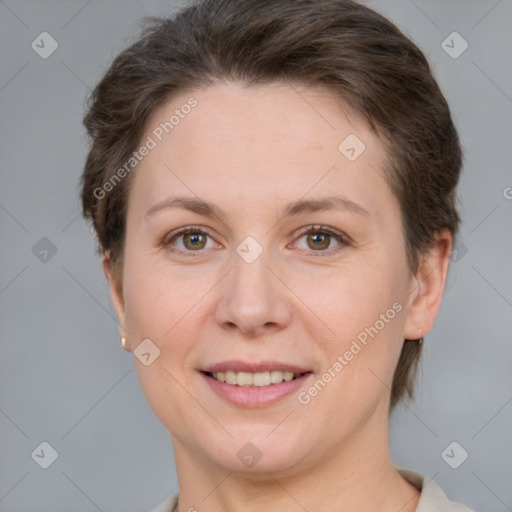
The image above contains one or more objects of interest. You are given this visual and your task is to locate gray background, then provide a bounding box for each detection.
[0,0,511,511]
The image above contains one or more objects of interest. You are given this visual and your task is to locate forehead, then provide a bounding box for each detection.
[147,81,368,153]
[129,81,394,221]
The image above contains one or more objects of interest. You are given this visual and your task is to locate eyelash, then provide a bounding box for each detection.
[162,225,350,258]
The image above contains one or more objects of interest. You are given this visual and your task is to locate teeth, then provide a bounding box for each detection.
[253,371,271,387]
[283,371,294,382]
[225,371,237,385]
[237,372,253,386]
[211,370,301,386]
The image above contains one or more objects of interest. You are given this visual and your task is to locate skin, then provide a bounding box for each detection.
[103,81,452,512]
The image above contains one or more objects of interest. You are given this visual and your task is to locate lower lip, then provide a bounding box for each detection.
[201,372,313,408]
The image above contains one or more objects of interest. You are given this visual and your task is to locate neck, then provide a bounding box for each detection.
[172,408,420,512]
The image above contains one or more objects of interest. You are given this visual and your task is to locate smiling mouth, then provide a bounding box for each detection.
[203,370,310,387]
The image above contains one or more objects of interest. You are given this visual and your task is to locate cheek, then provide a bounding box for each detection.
[123,252,199,338]
[293,259,400,340]
[121,256,200,410]
[122,258,203,426]
[294,260,405,396]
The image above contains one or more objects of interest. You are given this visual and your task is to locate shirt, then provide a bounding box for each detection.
[149,467,476,512]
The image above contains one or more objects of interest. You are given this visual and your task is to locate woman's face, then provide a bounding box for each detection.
[107,81,428,474]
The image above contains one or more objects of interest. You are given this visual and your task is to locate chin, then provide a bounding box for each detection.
[196,423,314,475]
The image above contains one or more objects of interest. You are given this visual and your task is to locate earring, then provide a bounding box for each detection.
[120,336,127,350]
[418,328,423,345]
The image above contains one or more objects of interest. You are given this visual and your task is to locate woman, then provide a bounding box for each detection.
[80,0,475,510]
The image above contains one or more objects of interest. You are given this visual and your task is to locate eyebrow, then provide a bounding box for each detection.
[145,195,369,220]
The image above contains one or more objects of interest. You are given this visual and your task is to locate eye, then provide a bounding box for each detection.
[162,225,350,257]
[162,226,217,256]
[290,225,350,255]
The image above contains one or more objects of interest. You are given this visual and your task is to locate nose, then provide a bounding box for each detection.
[215,246,292,337]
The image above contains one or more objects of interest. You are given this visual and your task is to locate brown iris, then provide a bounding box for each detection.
[183,232,207,250]
[306,232,331,250]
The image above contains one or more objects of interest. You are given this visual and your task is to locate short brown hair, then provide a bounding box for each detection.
[80,0,462,410]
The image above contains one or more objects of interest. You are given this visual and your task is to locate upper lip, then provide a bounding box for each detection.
[202,360,311,374]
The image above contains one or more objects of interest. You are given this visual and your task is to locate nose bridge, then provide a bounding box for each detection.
[233,239,272,298]
[215,236,291,335]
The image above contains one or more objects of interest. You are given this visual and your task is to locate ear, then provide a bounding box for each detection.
[403,230,453,340]
[102,251,131,351]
